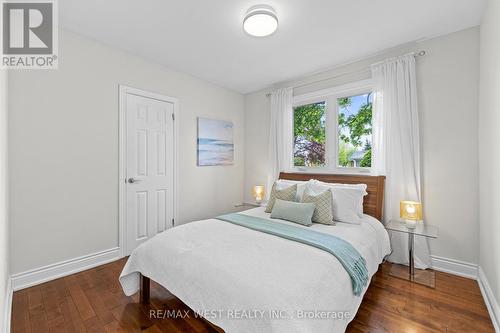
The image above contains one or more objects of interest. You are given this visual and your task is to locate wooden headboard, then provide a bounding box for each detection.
[279,172,386,221]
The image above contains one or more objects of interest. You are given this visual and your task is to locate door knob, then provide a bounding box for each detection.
[128,177,143,184]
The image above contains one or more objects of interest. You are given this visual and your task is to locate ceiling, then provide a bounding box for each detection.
[60,0,486,94]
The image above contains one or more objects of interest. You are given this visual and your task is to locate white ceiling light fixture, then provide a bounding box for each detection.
[243,5,278,37]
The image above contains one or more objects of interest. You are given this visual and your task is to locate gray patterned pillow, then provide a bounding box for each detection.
[302,188,334,225]
[265,183,298,213]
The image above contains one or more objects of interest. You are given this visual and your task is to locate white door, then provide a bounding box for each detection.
[124,92,174,254]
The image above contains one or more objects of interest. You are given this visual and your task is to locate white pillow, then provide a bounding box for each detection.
[310,180,367,216]
[307,180,367,224]
[275,180,308,202]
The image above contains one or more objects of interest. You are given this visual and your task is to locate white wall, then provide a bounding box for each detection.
[0,69,9,333]
[418,28,479,263]
[245,27,480,265]
[9,29,245,274]
[479,0,500,313]
[244,92,270,202]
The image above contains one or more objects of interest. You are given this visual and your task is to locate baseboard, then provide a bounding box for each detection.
[478,267,500,332]
[3,277,12,333]
[11,247,121,291]
[430,255,478,279]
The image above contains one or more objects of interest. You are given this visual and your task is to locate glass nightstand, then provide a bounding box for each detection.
[385,220,438,288]
[234,203,262,212]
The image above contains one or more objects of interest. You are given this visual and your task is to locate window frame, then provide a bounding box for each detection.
[288,79,374,175]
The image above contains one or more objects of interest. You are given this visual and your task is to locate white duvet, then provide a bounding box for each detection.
[120,207,391,333]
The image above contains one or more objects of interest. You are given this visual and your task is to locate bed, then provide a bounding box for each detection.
[119,173,390,333]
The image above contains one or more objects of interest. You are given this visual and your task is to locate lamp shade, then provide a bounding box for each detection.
[252,185,265,203]
[400,201,423,221]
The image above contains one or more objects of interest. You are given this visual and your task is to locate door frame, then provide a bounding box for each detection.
[118,85,179,257]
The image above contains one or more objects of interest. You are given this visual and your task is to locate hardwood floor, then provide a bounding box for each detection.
[11,258,495,332]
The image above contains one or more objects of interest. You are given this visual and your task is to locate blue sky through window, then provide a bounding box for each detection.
[339,93,372,118]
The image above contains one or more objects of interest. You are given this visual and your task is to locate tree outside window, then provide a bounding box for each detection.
[338,93,373,168]
[292,91,373,169]
[293,101,326,167]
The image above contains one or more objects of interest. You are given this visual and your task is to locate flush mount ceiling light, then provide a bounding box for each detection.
[243,5,278,37]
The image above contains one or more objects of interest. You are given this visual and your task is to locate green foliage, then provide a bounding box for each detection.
[293,93,373,168]
[338,112,348,143]
[363,140,372,151]
[293,102,326,166]
[360,140,372,168]
[338,142,356,167]
[294,156,305,166]
[338,97,351,109]
[293,102,326,145]
[338,94,372,147]
[338,94,373,168]
[360,149,371,167]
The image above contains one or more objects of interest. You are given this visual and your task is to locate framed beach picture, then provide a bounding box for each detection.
[197,117,234,166]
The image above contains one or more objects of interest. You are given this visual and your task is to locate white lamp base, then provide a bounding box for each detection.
[405,219,417,229]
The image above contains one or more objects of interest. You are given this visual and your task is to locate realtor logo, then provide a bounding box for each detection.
[2,0,58,69]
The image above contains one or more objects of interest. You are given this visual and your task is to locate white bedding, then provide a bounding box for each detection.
[120,207,391,333]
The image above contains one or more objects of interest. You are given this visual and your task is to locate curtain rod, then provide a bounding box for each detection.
[265,50,426,97]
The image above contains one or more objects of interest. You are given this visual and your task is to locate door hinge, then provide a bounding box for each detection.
[172,218,175,226]
[171,113,175,121]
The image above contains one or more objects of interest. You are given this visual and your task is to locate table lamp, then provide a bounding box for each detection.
[400,200,422,229]
[252,185,265,204]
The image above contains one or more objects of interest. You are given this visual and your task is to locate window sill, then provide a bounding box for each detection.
[287,167,372,175]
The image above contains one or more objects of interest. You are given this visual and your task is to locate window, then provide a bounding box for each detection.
[338,93,373,168]
[293,101,326,167]
[290,80,373,173]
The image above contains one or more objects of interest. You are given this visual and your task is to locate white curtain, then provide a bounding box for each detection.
[267,87,293,195]
[371,54,431,269]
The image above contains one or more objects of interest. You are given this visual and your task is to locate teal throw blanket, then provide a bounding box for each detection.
[216,213,368,296]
